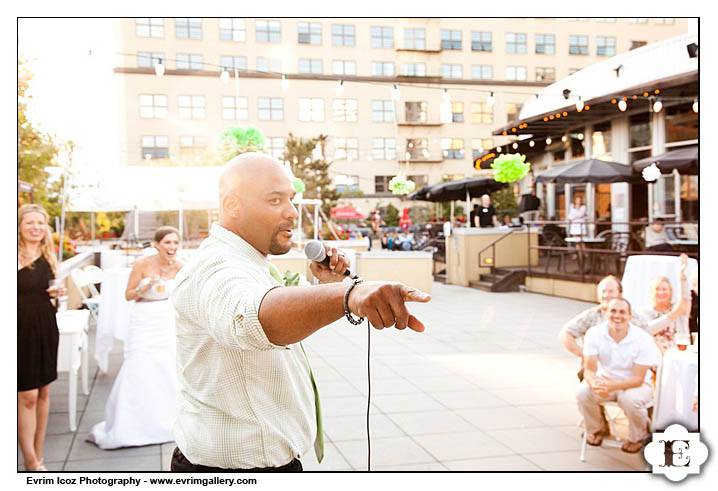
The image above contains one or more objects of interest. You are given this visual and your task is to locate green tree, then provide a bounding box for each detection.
[384,203,399,226]
[441,202,464,220]
[283,133,339,217]
[18,57,68,222]
[490,186,519,217]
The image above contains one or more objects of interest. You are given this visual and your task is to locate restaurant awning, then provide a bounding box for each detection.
[632,146,698,174]
[330,205,366,220]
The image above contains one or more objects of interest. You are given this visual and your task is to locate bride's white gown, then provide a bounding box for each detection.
[88,279,177,449]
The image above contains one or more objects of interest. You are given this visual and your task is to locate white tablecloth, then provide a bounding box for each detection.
[655,347,698,431]
[95,266,133,373]
[56,310,90,431]
[622,255,698,309]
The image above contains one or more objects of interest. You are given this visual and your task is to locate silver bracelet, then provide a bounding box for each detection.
[343,278,365,325]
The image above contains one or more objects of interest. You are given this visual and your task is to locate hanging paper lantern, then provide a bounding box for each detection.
[388,176,416,195]
[490,153,531,183]
[642,163,661,182]
[217,125,266,162]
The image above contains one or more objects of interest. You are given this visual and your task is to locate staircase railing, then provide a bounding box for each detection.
[477,227,521,289]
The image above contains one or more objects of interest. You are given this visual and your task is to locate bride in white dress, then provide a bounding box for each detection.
[88,226,183,449]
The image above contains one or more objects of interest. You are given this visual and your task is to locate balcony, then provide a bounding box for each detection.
[397,121,443,127]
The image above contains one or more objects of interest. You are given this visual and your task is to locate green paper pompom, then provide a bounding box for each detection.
[389,176,416,196]
[217,126,266,162]
[292,178,306,193]
[491,153,531,183]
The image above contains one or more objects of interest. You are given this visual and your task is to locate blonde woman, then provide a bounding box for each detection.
[88,226,183,449]
[17,204,62,471]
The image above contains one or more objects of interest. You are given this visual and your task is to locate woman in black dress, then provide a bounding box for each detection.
[18,204,62,471]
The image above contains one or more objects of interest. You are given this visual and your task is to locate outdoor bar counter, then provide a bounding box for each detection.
[445,227,538,287]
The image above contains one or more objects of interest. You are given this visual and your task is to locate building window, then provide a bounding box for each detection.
[137,52,164,68]
[441,64,462,79]
[592,122,612,161]
[371,26,393,48]
[596,18,616,22]
[404,63,426,77]
[405,139,428,160]
[221,96,248,120]
[569,35,589,55]
[265,137,285,159]
[372,138,396,160]
[597,36,616,56]
[332,24,355,47]
[179,136,208,159]
[333,99,358,122]
[139,94,167,119]
[630,40,647,50]
[141,135,169,160]
[219,18,246,42]
[665,102,698,143]
[372,100,394,122]
[220,55,247,71]
[298,58,323,74]
[405,101,428,123]
[506,103,522,122]
[441,29,462,50]
[334,138,358,160]
[471,65,493,80]
[451,102,464,123]
[628,18,648,24]
[335,174,360,194]
[472,102,493,124]
[471,31,491,51]
[629,113,652,148]
[535,34,555,54]
[441,138,464,159]
[505,66,527,81]
[655,18,675,24]
[298,22,321,45]
[408,175,428,188]
[256,20,281,43]
[535,67,555,81]
[298,98,324,122]
[175,18,202,40]
[505,33,527,54]
[371,61,394,76]
[176,53,203,70]
[403,28,425,50]
[472,138,493,159]
[257,57,281,73]
[136,18,163,38]
[258,97,283,120]
[375,175,395,193]
[178,96,205,119]
[332,60,356,75]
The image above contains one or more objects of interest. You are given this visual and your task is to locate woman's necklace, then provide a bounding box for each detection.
[156,255,174,279]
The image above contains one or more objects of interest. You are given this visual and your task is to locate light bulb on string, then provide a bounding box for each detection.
[576,96,584,111]
[512,142,518,150]
[392,84,401,101]
[304,157,311,164]
[529,140,535,148]
[154,59,165,77]
[693,100,698,113]
[546,137,552,145]
[577,133,584,140]
[618,99,627,112]
[652,98,663,113]
[486,91,495,107]
[220,69,230,84]
[561,135,568,143]
[335,79,344,96]
[282,74,290,92]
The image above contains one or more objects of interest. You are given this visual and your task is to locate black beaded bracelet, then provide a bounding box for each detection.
[343,277,365,325]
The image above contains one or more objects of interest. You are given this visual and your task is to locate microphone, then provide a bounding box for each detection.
[304,240,358,279]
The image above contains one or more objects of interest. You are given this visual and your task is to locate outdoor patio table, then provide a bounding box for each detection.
[56,309,90,432]
[654,347,698,431]
[565,237,605,274]
[95,266,133,373]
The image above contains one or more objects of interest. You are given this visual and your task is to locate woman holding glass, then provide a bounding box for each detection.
[17,204,64,471]
[88,226,182,449]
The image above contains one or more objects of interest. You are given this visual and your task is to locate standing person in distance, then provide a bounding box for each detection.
[17,204,64,471]
[170,152,430,472]
[476,194,497,228]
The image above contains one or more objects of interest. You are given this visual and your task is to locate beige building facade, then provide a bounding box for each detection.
[115,17,689,212]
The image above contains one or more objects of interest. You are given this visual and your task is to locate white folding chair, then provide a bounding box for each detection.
[70,267,102,322]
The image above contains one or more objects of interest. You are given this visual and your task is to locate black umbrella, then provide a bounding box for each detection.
[424,177,506,202]
[632,146,698,174]
[406,185,432,201]
[535,158,637,184]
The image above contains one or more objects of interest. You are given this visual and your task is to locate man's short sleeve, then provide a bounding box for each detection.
[633,330,661,368]
[582,325,600,357]
[563,308,596,338]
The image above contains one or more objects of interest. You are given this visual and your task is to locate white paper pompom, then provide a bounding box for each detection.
[642,163,661,182]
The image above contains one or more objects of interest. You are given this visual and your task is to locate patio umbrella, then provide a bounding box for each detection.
[424,178,507,202]
[330,205,367,220]
[406,185,432,201]
[632,146,698,174]
[534,158,637,184]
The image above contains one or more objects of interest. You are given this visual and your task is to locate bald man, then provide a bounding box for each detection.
[170,153,430,472]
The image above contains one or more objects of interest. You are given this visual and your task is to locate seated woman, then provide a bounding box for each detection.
[88,226,183,449]
[636,254,691,354]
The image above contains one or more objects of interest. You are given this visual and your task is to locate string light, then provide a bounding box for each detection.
[652,97,663,113]
[512,142,518,149]
[618,99,627,111]
[154,59,165,77]
[495,146,501,152]
[529,140,535,147]
[220,69,230,84]
[693,100,698,113]
[576,96,584,111]
[282,74,290,91]
[545,137,552,145]
[335,79,344,96]
[486,91,495,107]
[577,133,584,140]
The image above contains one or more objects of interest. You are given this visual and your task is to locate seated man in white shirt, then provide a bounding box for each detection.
[576,297,660,454]
[170,152,431,472]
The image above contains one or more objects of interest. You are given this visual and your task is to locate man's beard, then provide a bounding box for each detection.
[268,221,294,255]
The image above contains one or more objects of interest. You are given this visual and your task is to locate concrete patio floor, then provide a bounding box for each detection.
[20,282,650,472]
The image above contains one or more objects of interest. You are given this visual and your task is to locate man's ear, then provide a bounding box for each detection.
[221,192,241,219]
